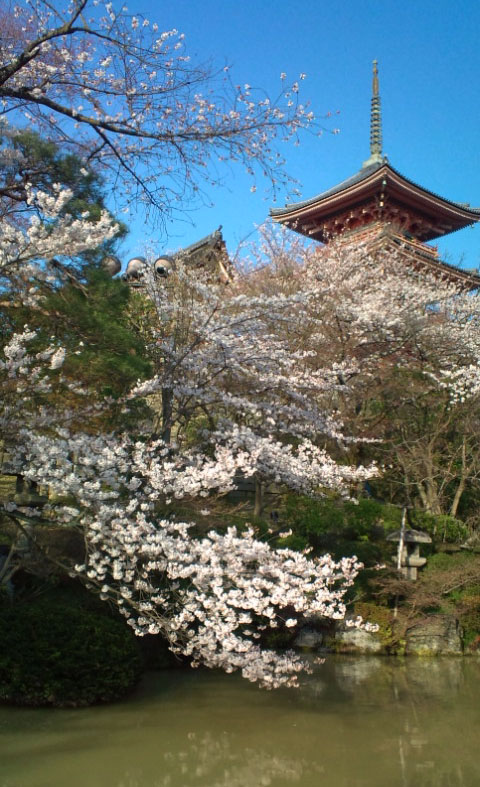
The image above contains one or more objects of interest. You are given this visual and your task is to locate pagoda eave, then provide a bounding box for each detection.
[271,164,480,243]
[361,228,480,290]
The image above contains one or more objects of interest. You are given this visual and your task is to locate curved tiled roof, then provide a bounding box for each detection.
[177,226,225,257]
[271,161,383,216]
[270,160,480,221]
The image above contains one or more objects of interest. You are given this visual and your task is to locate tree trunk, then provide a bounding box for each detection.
[161,387,173,443]
[253,477,264,519]
[450,438,467,519]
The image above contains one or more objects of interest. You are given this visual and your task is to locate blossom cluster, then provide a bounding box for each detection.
[0,165,118,276]
[0,0,334,219]
[0,327,67,440]
[241,226,480,402]
[6,419,361,688]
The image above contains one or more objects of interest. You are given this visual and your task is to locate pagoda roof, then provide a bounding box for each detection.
[272,160,383,213]
[271,62,480,290]
[355,223,480,290]
[270,160,480,241]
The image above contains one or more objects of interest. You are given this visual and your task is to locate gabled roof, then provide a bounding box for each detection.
[179,227,225,258]
[124,227,233,285]
[176,226,233,283]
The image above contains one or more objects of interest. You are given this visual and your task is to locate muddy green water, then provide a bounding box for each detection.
[1,656,479,787]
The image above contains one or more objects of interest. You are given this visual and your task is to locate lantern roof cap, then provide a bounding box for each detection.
[386,529,432,544]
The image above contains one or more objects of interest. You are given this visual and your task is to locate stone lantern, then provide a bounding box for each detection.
[387,529,432,580]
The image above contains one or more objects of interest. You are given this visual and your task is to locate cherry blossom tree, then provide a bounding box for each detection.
[0,0,328,226]
[0,2,386,690]
[126,257,373,514]
[1,314,374,688]
[242,225,480,520]
[1,232,378,688]
[4,216,480,684]
[238,226,464,371]
[6,169,480,686]
[0,176,118,275]
[0,122,122,322]
[12,422,366,688]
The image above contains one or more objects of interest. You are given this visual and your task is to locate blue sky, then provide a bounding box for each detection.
[122,0,480,270]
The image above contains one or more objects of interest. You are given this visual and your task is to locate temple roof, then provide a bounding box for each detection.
[270,160,480,241]
[176,226,232,282]
[271,61,480,249]
[178,226,226,262]
[351,222,480,289]
[124,226,233,285]
[272,160,383,212]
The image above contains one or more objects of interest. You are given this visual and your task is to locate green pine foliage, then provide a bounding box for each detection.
[1,128,117,227]
[43,267,151,399]
[1,127,151,422]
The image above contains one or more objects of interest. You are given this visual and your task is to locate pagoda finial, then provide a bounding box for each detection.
[363,59,383,168]
[372,59,379,97]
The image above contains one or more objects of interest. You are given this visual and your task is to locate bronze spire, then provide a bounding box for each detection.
[363,60,383,168]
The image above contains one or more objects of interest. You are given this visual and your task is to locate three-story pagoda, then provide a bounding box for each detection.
[271,62,480,289]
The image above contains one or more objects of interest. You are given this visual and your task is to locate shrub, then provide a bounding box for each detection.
[280,495,402,564]
[424,550,475,573]
[410,512,468,544]
[0,595,143,707]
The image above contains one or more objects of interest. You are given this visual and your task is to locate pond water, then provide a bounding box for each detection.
[1,656,480,787]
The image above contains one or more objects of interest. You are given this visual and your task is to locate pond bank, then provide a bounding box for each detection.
[293,613,479,656]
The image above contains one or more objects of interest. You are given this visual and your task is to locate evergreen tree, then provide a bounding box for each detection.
[0,128,150,425]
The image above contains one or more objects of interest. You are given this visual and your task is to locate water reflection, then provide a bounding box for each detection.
[332,655,465,701]
[1,658,479,787]
[152,731,324,787]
